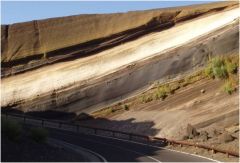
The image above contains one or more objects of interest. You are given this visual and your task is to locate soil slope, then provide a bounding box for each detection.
[83,78,238,139]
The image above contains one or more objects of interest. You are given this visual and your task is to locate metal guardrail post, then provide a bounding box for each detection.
[129,134,132,140]
[42,120,44,127]
[23,116,26,123]
[94,129,97,135]
[112,132,116,138]
[76,125,79,132]
[111,132,114,137]
[59,122,62,128]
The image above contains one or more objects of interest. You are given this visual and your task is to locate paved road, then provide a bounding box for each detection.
[3,115,216,162]
[48,128,216,162]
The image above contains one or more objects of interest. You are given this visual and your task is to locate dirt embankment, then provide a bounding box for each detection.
[1,1,238,77]
[80,77,239,162]
[85,78,238,139]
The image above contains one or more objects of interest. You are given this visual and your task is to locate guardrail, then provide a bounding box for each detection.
[2,113,166,144]
[2,112,239,157]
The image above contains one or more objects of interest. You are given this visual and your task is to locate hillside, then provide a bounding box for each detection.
[1,3,239,113]
[1,2,239,161]
[1,1,238,77]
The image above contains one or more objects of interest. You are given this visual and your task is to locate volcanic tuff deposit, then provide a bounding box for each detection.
[1,1,239,114]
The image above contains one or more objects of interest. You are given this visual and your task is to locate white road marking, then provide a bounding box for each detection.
[49,138,107,162]
[3,114,224,162]
[90,133,221,163]
[54,131,162,162]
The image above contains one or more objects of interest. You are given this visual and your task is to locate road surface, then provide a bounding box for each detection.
[48,127,216,162]
[3,114,217,162]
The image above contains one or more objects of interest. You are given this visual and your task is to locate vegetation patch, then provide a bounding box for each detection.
[155,85,169,100]
[223,80,235,95]
[92,55,238,117]
[1,119,22,142]
[1,118,50,144]
[205,55,238,79]
[204,55,238,94]
[141,94,154,103]
[123,104,129,111]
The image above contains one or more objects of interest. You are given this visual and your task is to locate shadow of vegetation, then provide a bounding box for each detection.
[2,109,159,136]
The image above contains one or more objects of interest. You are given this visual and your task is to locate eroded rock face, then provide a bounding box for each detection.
[187,124,199,139]
[1,19,239,113]
[1,1,239,114]
[1,1,237,77]
[199,131,209,142]
[219,132,234,143]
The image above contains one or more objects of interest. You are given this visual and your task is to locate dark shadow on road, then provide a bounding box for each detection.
[2,109,159,136]
[77,115,160,137]
[1,109,213,162]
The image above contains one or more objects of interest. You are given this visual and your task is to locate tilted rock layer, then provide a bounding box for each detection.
[1,1,238,77]
[1,2,239,114]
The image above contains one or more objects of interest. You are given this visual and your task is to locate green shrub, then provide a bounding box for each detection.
[211,57,224,67]
[223,80,235,95]
[141,94,153,103]
[225,60,238,74]
[2,119,22,142]
[111,107,115,113]
[145,95,153,103]
[205,56,228,79]
[156,86,168,100]
[29,127,48,143]
[154,92,160,100]
[123,104,129,111]
[204,65,214,78]
[141,95,145,103]
[213,65,228,79]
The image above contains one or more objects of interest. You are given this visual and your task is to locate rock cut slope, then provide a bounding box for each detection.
[1,1,238,77]
[1,2,239,114]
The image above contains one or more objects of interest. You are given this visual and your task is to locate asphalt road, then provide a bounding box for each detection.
[3,115,217,162]
[48,128,216,162]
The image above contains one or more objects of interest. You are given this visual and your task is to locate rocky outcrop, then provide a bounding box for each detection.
[219,132,234,143]
[186,124,199,139]
[2,20,238,113]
